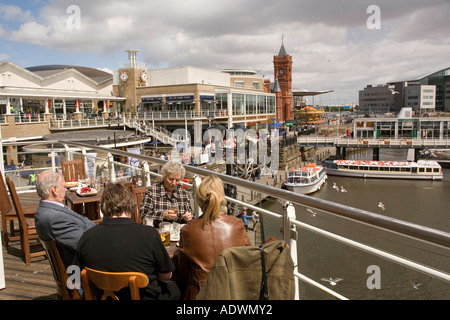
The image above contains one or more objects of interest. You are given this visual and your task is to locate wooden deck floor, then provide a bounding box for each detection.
[1,191,59,300]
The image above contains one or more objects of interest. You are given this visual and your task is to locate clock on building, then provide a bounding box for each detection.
[140,71,148,81]
[120,71,128,82]
[279,69,285,75]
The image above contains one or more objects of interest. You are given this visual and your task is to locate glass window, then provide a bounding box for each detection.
[232,93,245,115]
[246,95,256,115]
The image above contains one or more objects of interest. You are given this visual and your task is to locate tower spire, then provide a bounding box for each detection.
[278,36,287,57]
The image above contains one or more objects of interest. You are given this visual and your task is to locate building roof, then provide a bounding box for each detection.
[292,89,334,96]
[26,65,113,84]
[271,79,282,93]
[278,43,288,57]
[387,66,450,83]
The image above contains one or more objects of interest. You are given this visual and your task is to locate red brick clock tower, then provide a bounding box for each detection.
[273,40,293,122]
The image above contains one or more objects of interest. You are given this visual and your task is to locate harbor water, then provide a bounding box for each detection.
[262,148,450,300]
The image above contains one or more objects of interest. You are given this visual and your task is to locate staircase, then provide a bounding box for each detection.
[125,119,177,146]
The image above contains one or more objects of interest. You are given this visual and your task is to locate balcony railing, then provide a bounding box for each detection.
[2,139,450,300]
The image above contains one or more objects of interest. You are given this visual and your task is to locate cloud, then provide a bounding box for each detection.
[0,0,449,105]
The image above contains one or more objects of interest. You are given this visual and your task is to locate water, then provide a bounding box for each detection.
[262,149,450,300]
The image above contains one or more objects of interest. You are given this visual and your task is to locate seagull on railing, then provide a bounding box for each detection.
[321,277,343,286]
[378,201,385,211]
[306,208,316,217]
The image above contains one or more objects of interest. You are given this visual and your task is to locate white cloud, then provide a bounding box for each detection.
[0,0,449,105]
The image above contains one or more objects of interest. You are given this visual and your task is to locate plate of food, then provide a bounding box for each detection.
[66,181,79,188]
[76,186,98,197]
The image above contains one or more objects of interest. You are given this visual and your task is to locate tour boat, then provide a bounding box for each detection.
[324,159,443,180]
[284,163,327,195]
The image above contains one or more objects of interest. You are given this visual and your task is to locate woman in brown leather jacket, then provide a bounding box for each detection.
[176,175,251,300]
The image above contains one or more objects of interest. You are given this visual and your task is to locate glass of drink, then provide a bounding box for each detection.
[171,222,180,241]
[144,217,154,227]
[159,222,171,247]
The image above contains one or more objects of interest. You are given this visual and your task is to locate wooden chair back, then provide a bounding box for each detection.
[41,239,80,300]
[61,160,86,182]
[81,267,149,300]
[5,177,46,265]
[0,171,38,247]
[131,186,147,224]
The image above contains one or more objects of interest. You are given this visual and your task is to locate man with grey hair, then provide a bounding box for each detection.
[35,170,95,265]
[140,161,193,228]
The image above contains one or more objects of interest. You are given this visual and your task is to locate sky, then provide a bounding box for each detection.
[0,0,449,106]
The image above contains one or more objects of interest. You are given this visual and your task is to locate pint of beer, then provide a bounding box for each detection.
[159,222,171,247]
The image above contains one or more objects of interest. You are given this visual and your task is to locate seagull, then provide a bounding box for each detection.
[378,201,385,211]
[306,208,316,217]
[340,186,347,193]
[333,182,339,190]
[412,282,423,290]
[321,277,343,286]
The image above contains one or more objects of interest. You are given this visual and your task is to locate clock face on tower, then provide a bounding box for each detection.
[120,71,128,82]
[279,69,285,75]
[140,71,148,81]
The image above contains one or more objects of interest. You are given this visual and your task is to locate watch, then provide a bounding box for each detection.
[120,71,128,82]
[140,71,148,81]
[279,69,285,75]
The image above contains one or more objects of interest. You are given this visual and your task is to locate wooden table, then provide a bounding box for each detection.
[65,189,103,220]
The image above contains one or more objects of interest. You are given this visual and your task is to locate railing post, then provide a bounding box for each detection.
[64,144,72,161]
[141,161,151,186]
[285,202,299,300]
[81,148,88,178]
[192,175,202,219]
[107,152,116,182]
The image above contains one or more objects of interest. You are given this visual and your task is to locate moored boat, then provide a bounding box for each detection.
[324,159,443,180]
[284,163,327,195]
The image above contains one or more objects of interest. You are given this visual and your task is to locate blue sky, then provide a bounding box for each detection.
[1,0,449,106]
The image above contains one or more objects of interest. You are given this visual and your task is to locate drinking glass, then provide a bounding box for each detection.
[159,222,171,247]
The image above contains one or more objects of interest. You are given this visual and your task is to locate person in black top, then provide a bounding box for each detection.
[77,182,180,300]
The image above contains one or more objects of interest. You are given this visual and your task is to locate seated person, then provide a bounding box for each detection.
[176,175,251,300]
[140,161,193,227]
[77,182,180,300]
[34,170,95,266]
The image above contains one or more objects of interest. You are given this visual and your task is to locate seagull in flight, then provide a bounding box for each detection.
[378,201,385,211]
[412,282,423,290]
[321,277,344,286]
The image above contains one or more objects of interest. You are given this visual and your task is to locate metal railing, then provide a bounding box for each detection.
[2,140,450,300]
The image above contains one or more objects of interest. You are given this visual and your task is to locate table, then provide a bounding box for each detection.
[65,189,103,220]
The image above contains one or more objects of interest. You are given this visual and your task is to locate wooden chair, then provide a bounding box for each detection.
[81,267,149,300]
[41,239,81,300]
[5,177,46,265]
[0,171,38,248]
[61,160,86,182]
[131,186,147,224]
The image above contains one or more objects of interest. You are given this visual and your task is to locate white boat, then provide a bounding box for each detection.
[324,159,443,180]
[284,163,327,195]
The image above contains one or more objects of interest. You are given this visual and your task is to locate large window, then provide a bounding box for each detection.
[267,96,275,113]
[215,93,228,111]
[257,95,266,114]
[246,95,256,115]
[232,93,245,115]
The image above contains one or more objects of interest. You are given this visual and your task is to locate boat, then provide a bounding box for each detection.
[284,163,327,195]
[324,159,443,180]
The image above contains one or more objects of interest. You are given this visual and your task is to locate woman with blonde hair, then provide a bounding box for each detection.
[176,175,250,300]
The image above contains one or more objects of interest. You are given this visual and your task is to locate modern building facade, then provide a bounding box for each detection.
[359,67,450,115]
